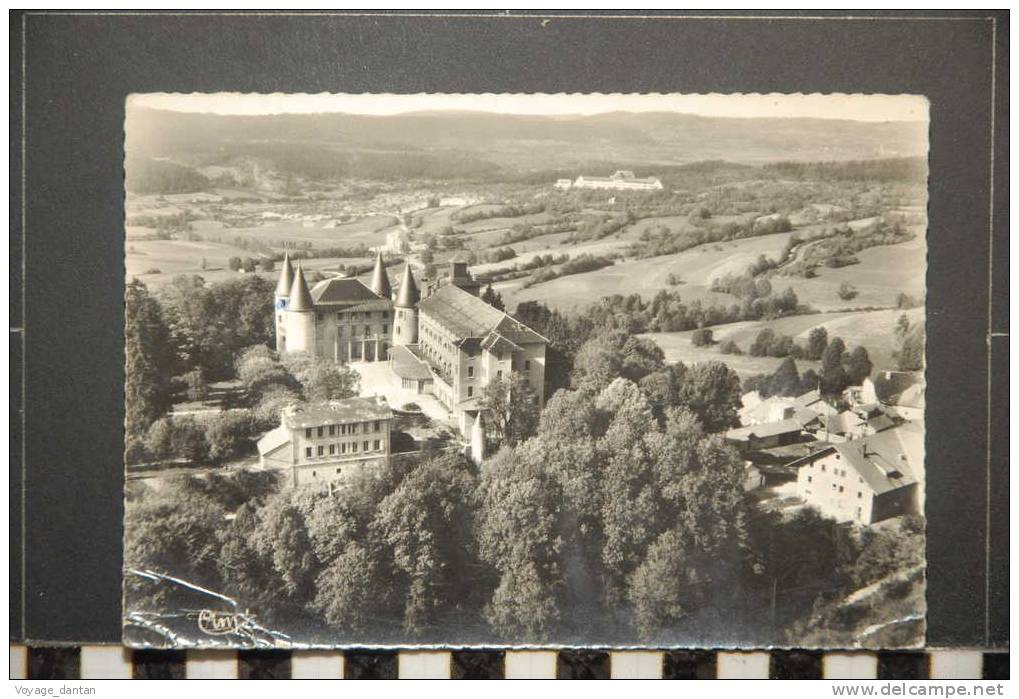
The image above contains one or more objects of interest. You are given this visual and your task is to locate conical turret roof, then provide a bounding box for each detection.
[370,250,393,299]
[395,262,420,308]
[288,264,314,312]
[275,251,295,296]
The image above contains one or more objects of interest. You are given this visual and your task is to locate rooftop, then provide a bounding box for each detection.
[389,345,434,381]
[418,284,546,344]
[282,396,392,429]
[310,277,391,307]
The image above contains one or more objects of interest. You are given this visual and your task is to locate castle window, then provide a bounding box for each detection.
[305,447,312,458]
[317,446,324,456]
[373,421,380,432]
[329,425,335,436]
[351,424,357,435]
[352,442,358,453]
[807,476,812,483]
[329,444,335,455]
[857,491,862,499]
[374,439,381,451]
[381,312,388,320]
[382,326,388,335]
[396,327,401,336]
[312,471,316,477]
[305,428,312,438]
[317,426,324,437]
[525,360,531,370]
[363,440,369,452]
[467,386,474,397]
[467,366,474,378]
[496,370,503,380]
[838,485,844,493]
[341,443,347,454]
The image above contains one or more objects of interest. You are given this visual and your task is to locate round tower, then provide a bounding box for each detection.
[273,252,295,352]
[283,264,315,354]
[393,262,420,346]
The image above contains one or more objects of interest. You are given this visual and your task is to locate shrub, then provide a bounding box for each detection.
[838,281,859,301]
[691,328,714,347]
[718,339,743,355]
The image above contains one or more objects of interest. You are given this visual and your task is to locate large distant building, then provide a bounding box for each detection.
[572,170,663,191]
[273,252,547,439]
[256,396,393,487]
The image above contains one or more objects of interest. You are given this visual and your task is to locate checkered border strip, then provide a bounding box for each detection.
[9,646,1009,679]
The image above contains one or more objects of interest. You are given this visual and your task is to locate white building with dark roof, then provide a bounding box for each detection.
[573,170,663,191]
[257,396,394,487]
[791,425,922,525]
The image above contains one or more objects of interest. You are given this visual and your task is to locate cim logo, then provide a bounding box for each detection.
[197,609,243,636]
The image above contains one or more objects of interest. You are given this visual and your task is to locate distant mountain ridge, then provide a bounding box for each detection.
[126,107,928,180]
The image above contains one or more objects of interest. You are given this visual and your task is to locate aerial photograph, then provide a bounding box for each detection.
[122,93,928,649]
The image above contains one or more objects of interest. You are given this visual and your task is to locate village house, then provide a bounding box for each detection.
[790,425,922,525]
[256,396,394,488]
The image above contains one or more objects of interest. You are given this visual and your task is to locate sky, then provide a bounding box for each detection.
[129,92,929,123]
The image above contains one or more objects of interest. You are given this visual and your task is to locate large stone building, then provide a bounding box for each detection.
[273,252,548,437]
[256,396,393,487]
[572,170,663,191]
[274,251,395,362]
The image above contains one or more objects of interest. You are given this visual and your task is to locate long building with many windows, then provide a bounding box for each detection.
[256,396,394,487]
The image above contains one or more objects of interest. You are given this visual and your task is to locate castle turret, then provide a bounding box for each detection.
[393,263,419,346]
[283,264,315,354]
[274,252,295,352]
[370,250,393,299]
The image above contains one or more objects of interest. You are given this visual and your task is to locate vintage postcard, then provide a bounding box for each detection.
[122,93,928,648]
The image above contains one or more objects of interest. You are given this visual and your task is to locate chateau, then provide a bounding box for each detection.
[273,252,548,436]
[568,170,663,191]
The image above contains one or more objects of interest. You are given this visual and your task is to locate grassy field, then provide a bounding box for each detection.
[202,214,398,249]
[127,239,378,290]
[502,230,797,312]
[640,306,924,375]
[775,236,925,311]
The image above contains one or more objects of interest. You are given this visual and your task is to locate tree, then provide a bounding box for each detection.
[691,328,714,347]
[805,326,829,360]
[675,361,742,432]
[477,447,564,639]
[314,543,393,634]
[749,328,777,357]
[837,281,858,301]
[260,258,276,273]
[249,493,320,605]
[284,354,360,402]
[572,331,665,391]
[124,484,225,609]
[628,529,705,640]
[766,357,801,397]
[145,416,209,463]
[125,280,175,436]
[898,324,925,371]
[371,453,479,635]
[820,337,849,395]
[845,346,873,385]
[181,367,208,402]
[237,345,301,401]
[481,284,505,311]
[479,374,540,447]
[228,257,242,272]
[205,411,258,462]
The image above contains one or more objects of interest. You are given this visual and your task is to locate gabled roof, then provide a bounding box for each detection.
[726,418,804,442]
[792,389,822,409]
[867,414,896,433]
[288,265,314,312]
[257,424,291,456]
[481,331,521,357]
[417,284,547,346]
[310,277,390,307]
[789,426,921,495]
[825,410,864,435]
[896,383,925,410]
